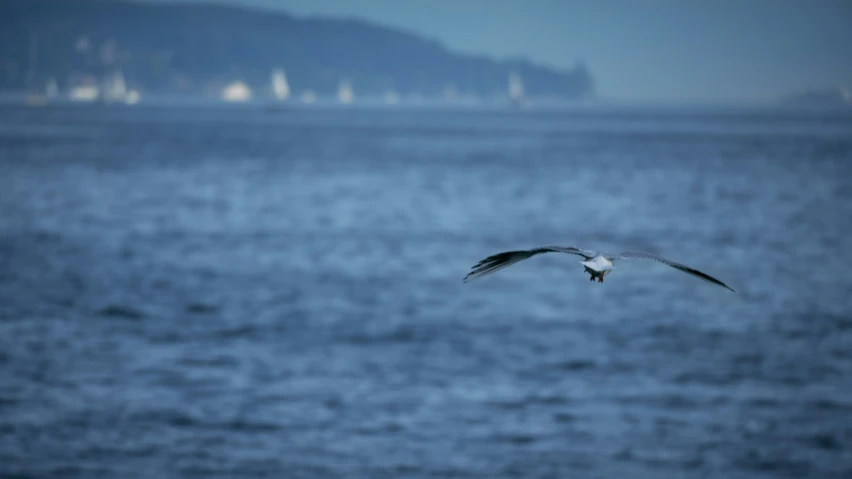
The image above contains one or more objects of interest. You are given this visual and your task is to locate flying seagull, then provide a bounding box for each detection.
[463,245,735,292]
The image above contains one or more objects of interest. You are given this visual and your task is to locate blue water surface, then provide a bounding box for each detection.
[1,104,851,478]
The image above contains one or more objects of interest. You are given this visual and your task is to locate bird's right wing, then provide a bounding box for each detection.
[463,245,595,283]
[611,251,735,292]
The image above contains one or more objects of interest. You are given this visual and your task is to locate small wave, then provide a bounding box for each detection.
[150,278,171,290]
[486,399,525,411]
[221,419,282,433]
[615,393,702,410]
[179,355,238,368]
[97,305,145,320]
[736,449,812,475]
[808,433,843,451]
[674,370,745,386]
[393,464,423,474]
[213,324,259,339]
[324,397,342,410]
[495,433,537,445]
[185,302,220,314]
[77,444,159,460]
[617,449,706,470]
[809,399,852,411]
[554,359,597,371]
[354,421,405,436]
[148,331,187,344]
[340,326,429,345]
[733,353,764,366]
[129,410,198,429]
[130,410,282,433]
[746,397,781,409]
[774,311,852,339]
[552,412,576,423]
[487,394,569,410]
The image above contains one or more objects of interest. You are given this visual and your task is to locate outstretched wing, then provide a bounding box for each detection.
[463,245,596,283]
[611,251,735,292]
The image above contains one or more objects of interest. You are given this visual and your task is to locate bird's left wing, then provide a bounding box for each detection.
[463,245,596,283]
[610,251,735,292]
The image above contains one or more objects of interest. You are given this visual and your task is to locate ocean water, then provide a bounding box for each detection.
[1,104,851,478]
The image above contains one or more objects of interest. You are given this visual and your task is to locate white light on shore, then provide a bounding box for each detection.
[222,81,252,102]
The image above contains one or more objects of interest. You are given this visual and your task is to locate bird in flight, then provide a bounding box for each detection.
[463,245,735,292]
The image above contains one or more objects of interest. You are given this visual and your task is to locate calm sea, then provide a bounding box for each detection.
[1,104,851,478]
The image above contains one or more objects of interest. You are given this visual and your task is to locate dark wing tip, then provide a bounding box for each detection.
[672,264,736,292]
[462,251,517,283]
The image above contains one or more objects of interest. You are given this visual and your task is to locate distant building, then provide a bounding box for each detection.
[271,69,289,101]
[508,71,529,109]
[384,90,400,105]
[222,81,252,102]
[338,80,354,104]
[68,75,100,102]
[301,90,317,104]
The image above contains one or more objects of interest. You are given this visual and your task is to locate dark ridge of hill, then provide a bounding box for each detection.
[0,0,594,98]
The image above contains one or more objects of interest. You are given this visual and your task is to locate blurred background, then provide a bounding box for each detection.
[1,1,851,478]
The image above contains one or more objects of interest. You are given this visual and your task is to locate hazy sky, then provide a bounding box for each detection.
[143,0,852,101]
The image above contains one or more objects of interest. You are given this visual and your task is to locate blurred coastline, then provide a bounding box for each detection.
[2,0,852,477]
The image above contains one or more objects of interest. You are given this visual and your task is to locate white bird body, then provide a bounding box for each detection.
[581,255,614,282]
[464,244,734,291]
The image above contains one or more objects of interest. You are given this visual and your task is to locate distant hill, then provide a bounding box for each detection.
[0,0,594,100]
